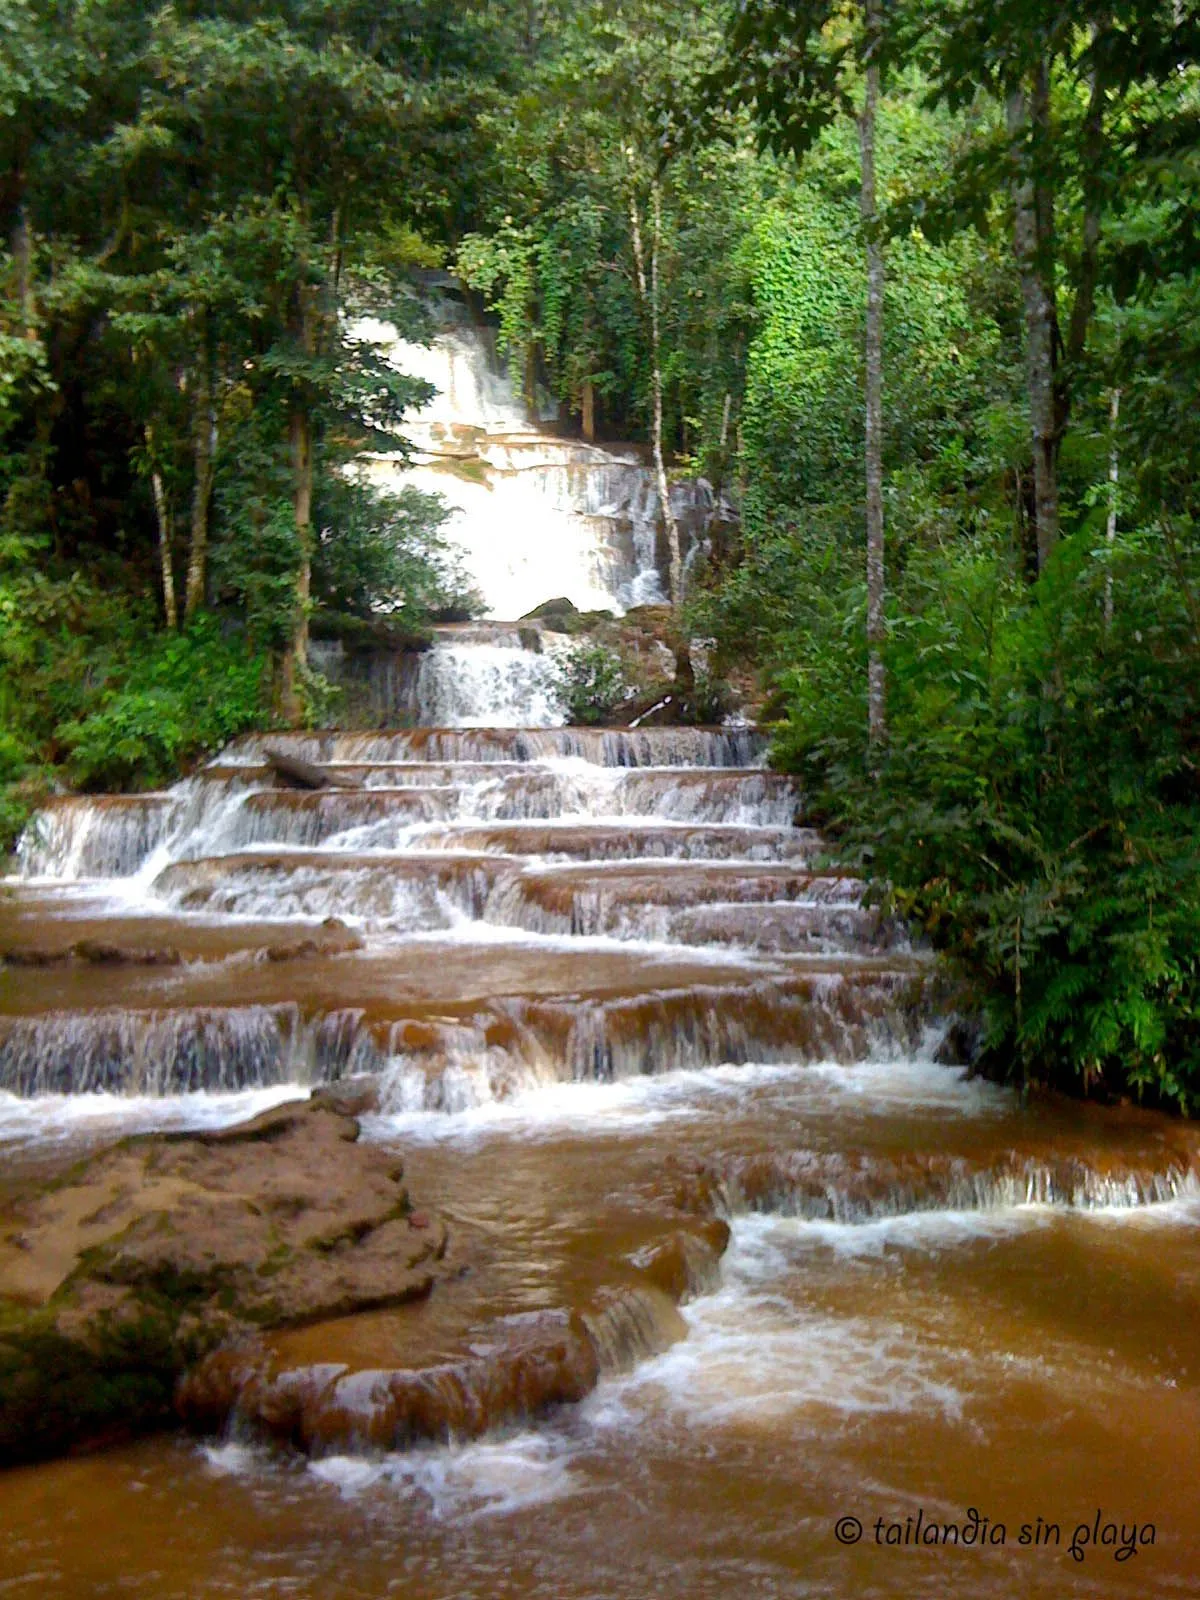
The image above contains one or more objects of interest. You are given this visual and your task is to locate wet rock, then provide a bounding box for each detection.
[629,1220,730,1303]
[179,1309,602,1455]
[522,596,578,622]
[0,1100,444,1467]
[935,1015,986,1069]
[174,1205,734,1461]
[71,940,183,968]
[1,942,185,969]
[263,919,364,963]
[309,1077,382,1119]
[0,947,70,968]
[265,939,320,962]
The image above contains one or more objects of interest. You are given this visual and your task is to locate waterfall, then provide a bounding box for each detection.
[350,314,726,619]
[8,336,1200,1552]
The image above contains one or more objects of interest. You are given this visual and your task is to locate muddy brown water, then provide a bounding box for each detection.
[2,727,1198,1597]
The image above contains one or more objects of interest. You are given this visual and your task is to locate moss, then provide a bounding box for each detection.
[258,1241,297,1278]
[0,1300,194,1467]
[432,454,490,488]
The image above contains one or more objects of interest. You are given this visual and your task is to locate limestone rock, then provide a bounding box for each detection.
[0,1099,445,1466]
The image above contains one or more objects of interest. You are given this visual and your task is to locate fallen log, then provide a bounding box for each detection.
[265,749,363,791]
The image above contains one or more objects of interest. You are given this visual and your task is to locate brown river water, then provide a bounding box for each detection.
[2,721,1198,1598]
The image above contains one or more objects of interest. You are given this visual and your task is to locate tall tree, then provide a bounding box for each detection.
[700,0,892,744]
[859,0,886,747]
[912,0,1197,571]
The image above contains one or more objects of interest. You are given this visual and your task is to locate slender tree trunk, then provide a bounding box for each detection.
[1008,67,1061,572]
[145,425,178,630]
[860,0,886,751]
[280,288,315,727]
[581,378,595,442]
[1105,387,1120,628]
[628,172,683,608]
[1065,53,1105,374]
[10,194,35,339]
[280,404,313,723]
[184,317,216,620]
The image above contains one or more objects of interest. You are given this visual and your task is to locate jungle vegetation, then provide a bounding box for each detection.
[2,0,1198,1107]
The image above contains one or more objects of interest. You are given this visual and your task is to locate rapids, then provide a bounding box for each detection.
[4,712,1199,1597]
[2,320,1198,1596]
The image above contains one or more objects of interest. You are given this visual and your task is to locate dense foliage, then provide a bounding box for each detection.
[3,0,1199,1112]
[0,0,507,839]
[689,1,1200,1109]
[554,640,629,727]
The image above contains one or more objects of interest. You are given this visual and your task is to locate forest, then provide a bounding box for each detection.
[1,0,1198,1110]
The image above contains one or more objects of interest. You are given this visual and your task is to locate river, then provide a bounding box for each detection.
[1,325,1198,1598]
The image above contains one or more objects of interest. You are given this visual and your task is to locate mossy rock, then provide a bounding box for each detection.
[309,611,433,655]
[521,597,578,623]
[0,1297,206,1466]
[0,1100,445,1465]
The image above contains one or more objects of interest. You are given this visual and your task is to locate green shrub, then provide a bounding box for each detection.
[0,730,38,855]
[58,618,270,791]
[554,641,627,726]
[771,525,1200,1113]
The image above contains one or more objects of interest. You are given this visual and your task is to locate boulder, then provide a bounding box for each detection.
[0,1099,444,1466]
[521,596,578,621]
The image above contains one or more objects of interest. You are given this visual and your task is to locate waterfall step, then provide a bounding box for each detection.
[0,940,931,1099]
[6,723,923,1101]
[218,726,767,768]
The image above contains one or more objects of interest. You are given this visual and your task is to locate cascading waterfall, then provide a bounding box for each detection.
[6,303,1199,1592]
[350,313,725,619]
[16,795,180,879]
[216,726,767,766]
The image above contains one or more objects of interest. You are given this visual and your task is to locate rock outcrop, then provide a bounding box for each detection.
[0,1093,443,1466]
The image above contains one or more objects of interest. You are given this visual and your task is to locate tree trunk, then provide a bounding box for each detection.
[1105,387,1120,627]
[581,378,595,442]
[1008,68,1061,573]
[280,288,315,727]
[1065,52,1105,373]
[629,173,683,609]
[10,196,35,339]
[860,0,886,751]
[145,425,178,630]
[279,402,313,726]
[184,319,216,619]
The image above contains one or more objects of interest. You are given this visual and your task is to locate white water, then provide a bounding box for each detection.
[400,635,575,728]
[351,315,720,618]
[0,1083,307,1151]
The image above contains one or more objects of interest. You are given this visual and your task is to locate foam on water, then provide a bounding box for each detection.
[583,1211,1013,1433]
[363,1054,992,1145]
[201,1440,273,1479]
[779,1204,1056,1260]
[308,1433,581,1520]
[0,1083,308,1149]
